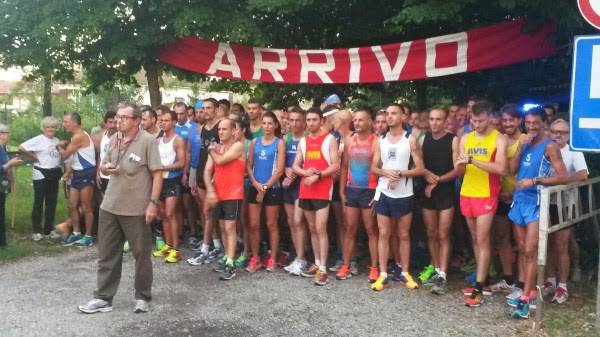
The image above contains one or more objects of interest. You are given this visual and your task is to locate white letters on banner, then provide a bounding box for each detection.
[207,43,241,77]
[299,50,335,83]
[252,48,287,82]
[372,42,412,81]
[425,32,468,77]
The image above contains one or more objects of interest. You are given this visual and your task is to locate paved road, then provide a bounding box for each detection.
[0,248,528,337]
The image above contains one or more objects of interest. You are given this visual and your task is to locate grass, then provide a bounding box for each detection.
[0,165,71,262]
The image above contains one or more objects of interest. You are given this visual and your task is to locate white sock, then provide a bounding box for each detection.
[439,271,447,280]
[319,265,326,272]
[213,239,222,249]
[547,277,557,287]
[201,243,210,255]
[380,272,388,278]
[73,232,81,236]
[558,282,567,291]
[315,259,321,267]
[435,267,441,274]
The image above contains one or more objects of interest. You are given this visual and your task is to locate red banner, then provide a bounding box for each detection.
[159,19,556,84]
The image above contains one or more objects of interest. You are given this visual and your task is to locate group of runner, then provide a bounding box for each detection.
[62,96,587,320]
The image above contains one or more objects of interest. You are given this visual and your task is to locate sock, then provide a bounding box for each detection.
[226,257,234,266]
[315,259,321,267]
[319,265,326,272]
[380,272,388,279]
[558,282,567,291]
[213,239,222,249]
[547,277,557,287]
[73,231,81,236]
[516,281,524,290]
[474,282,483,293]
[201,243,210,255]
[504,274,514,285]
[435,267,441,274]
[439,271,447,280]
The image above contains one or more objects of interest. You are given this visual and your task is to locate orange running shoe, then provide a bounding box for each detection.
[265,257,276,272]
[246,256,263,273]
[465,289,483,307]
[336,264,351,280]
[368,266,379,283]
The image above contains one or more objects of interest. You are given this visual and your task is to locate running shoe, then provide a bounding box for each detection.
[287,259,307,276]
[418,264,435,283]
[462,286,492,296]
[371,274,388,291]
[277,251,290,267]
[133,299,149,313]
[186,252,210,266]
[155,236,166,251]
[46,230,63,240]
[235,254,248,268]
[74,235,94,247]
[78,299,113,314]
[246,256,263,273]
[542,282,556,298]
[165,249,181,263]
[188,236,199,248]
[213,261,227,273]
[217,255,227,266]
[431,276,447,295]
[314,270,329,286]
[284,258,298,273]
[153,244,170,257]
[335,264,351,280]
[512,300,530,319]
[32,233,43,241]
[551,286,568,304]
[400,272,419,289]
[300,264,319,278]
[350,259,359,275]
[506,287,523,307]
[464,272,476,284]
[390,263,402,281]
[265,257,276,272]
[123,241,130,253]
[490,279,513,293]
[368,266,379,283]
[220,265,237,280]
[63,233,82,246]
[208,247,223,261]
[329,259,343,272]
[422,272,440,287]
[465,289,483,307]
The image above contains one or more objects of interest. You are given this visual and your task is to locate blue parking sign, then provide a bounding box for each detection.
[570,35,600,152]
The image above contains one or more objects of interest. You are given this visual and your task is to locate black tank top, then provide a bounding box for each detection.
[422,132,455,176]
[197,120,221,180]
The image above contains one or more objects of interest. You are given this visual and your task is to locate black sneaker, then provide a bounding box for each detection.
[431,276,447,295]
[213,261,227,273]
[219,265,237,280]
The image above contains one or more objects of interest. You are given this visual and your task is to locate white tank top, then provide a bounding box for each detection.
[158,135,178,178]
[375,132,413,199]
[99,131,111,179]
[71,131,96,171]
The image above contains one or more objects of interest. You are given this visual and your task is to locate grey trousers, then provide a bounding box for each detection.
[94,209,153,302]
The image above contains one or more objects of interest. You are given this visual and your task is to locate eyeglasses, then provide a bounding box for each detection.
[550,130,568,135]
[116,114,137,120]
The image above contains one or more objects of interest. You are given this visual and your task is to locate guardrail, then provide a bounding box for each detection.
[535,176,600,331]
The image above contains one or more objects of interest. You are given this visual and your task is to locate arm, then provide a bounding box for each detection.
[203,155,216,194]
[209,142,244,165]
[438,136,461,183]
[369,137,397,181]
[469,134,507,175]
[339,136,350,200]
[319,137,340,178]
[263,139,285,188]
[183,137,191,184]
[57,133,86,159]
[454,134,467,176]
[401,135,424,177]
[18,145,38,162]
[539,143,568,186]
[145,169,163,224]
[292,139,310,177]
[246,140,261,191]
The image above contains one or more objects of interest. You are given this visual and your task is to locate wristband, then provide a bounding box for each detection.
[150,198,160,206]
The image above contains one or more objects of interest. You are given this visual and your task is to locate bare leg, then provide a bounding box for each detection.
[362,208,378,267]
[248,203,263,259]
[342,206,360,266]
[79,186,95,236]
[398,212,413,271]
[314,206,330,268]
[437,208,454,273]
[493,214,515,278]
[265,205,280,261]
[68,188,81,233]
[377,214,392,274]
[423,208,440,268]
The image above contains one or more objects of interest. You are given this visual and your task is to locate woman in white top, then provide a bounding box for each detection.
[19,116,62,241]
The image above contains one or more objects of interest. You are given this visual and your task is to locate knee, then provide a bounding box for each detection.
[524,244,538,260]
[438,231,450,245]
[426,227,437,239]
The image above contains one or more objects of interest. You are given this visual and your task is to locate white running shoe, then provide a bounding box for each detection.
[551,286,568,304]
[284,258,298,273]
[288,259,307,276]
[490,279,512,293]
[32,233,43,241]
[78,299,113,314]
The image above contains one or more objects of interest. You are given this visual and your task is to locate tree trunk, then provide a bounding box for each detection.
[42,72,52,117]
[415,80,427,111]
[110,86,121,111]
[144,61,162,107]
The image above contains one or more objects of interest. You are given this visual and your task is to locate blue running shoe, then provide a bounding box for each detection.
[63,233,82,246]
[512,300,530,319]
[390,263,403,281]
[464,272,476,284]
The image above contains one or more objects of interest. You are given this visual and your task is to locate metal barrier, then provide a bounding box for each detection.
[535,176,600,330]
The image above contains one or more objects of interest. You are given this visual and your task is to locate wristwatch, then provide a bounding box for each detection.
[150,198,160,206]
[262,184,268,191]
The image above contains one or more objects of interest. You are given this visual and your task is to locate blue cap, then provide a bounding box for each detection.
[323,94,341,107]
[194,100,204,109]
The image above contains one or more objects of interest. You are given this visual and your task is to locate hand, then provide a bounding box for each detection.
[282,177,292,189]
[103,163,119,176]
[517,178,534,189]
[181,173,188,187]
[456,154,469,165]
[145,203,158,224]
[307,167,320,176]
[424,171,439,185]
[96,174,102,189]
[255,191,265,203]
[303,175,319,186]
[58,140,69,148]
[284,167,296,180]
[8,157,23,167]
[522,133,536,145]
[339,192,347,205]
[252,181,263,193]
[190,185,198,196]
[382,169,400,181]
[424,183,437,198]
[208,142,221,152]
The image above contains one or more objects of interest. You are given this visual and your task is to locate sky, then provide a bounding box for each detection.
[0,67,24,81]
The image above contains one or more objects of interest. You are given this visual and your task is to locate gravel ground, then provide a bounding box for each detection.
[1,248,529,337]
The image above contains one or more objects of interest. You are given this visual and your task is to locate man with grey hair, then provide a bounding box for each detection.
[78,102,163,314]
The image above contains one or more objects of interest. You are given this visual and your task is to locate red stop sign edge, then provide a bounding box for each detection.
[579,0,600,29]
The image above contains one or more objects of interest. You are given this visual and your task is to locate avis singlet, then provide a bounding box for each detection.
[460,129,500,198]
[298,132,335,200]
[347,133,378,189]
[501,136,522,195]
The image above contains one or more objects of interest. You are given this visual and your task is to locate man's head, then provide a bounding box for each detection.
[287,107,305,135]
[500,103,521,137]
[428,108,447,134]
[174,102,188,125]
[470,100,493,134]
[550,118,569,148]
[455,106,468,125]
[352,107,373,134]
[322,104,340,132]
[116,102,141,133]
[217,99,231,119]
[467,95,480,113]
[62,112,82,133]
[103,111,117,133]
[409,111,419,128]
[523,107,546,139]
[159,110,177,132]
[203,98,218,122]
[231,103,244,115]
[374,109,388,135]
[385,103,405,129]
[305,107,324,134]
[218,118,236,142]
[154,105,170,117]
[543,104,556,118]
[247,98,263,121]
[141,107,158,132]
[448,104,460,117]
[273,109,289,134]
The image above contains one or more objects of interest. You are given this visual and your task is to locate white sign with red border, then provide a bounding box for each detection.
[578,0,600,30]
